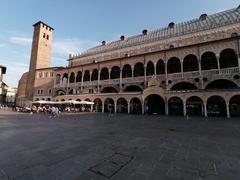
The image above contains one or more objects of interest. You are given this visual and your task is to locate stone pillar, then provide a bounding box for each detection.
[108,68,110,81]
[154,62,157,78]
[120,68,123,92]
[165,99,168,115]
[198,59,204,89]
[127,102,130,114]
[90,104,93,112]
[67,74,70,94]
[183,101,187,116]
[181,60,184,79]
[165,62,168,90]
[97,70,101,93]
[131,65,134,78]
[74,73,77,84]
[90,71,92,82]
[216,54,221,74]
[102,103,104,113]
[144,64,147,88]
[114,102,117,113]
[226,103,230,118]
[142,101,145,115]
[204,102,208,117]
[81,71,84,91]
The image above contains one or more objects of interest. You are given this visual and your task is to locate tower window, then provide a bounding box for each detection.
[48,89,52,94]
[43,33,46,38]
[46,35,49,40]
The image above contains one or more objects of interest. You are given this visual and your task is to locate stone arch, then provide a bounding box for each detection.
[156,59,165,74]
[117,98,128,113]
[100,67,109,80]
[91,69,98,81]
[83,70,90,82]
[94,98,102,112]
[124,85,142,92]
[144,94,165,114]
[104,98,115,113]
[130,97,142,114]
[186,96,204,116]
[167,57,181,74]
[56,89,65,96]
[229,95,240,117]
[168,97,184,115]
[171,82,198,90]
[110,66,120,79]
[219,48,238,69]
[69,89,74,95]
[205,79,238,89]
[122,64,132,78]
[183,54,199,72]
[56,74,61,84]
[62,73,68,85]
[201,51,218,70]
[146,61,154,76]
[101,86,118,93]
[69,72,75,83]
[207,96,226,116]
[76,71,82,82]
[134,62,144,77]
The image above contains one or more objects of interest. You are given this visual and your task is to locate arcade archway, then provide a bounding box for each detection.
[186,96,204,116]
[207,96,226,116]
[229,95,240,117]
[117,98,128,113]
[168,97,184,115]
[144,94,165,114]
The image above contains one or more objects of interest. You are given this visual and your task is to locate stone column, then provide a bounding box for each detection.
[154,62,157,78]
[131,65,134,78]
[102,103,104,113]
[142,101,145,115]
[67,74,70,94]
[204,102,208,117]
[216,54,221,74]
[181,60,184,79]
[183,101,187,116]
[165,62,168,90]
[90,71,92,82]
[114,102,117,113]
[226,103,230,118]
[108,68,110,82]
[127,102,130,114]
[165,99,168,115]
[81,71,84,91]
[144,64,147,88]
[97,70,101,93]
[120,68,123,92]
[198,59,204,89]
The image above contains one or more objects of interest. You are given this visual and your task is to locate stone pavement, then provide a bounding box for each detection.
[0,112,240,180]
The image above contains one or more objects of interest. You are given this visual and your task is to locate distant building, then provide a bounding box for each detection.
[17,6,240,117]
[0,65,7,104]
[6,87,17,106]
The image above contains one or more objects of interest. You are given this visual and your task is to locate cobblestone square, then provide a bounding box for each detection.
[0,111,240,180]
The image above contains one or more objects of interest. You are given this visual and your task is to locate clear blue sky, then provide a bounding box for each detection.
[0,0,239,87]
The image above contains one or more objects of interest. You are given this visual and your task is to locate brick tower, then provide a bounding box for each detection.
[26,21,54,100]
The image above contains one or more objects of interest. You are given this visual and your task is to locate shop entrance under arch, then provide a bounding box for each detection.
[144,94,165,114]
[186,96,204,116]
[168,97,184,115]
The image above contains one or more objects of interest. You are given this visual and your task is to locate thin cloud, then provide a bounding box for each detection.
[9,36,32,46]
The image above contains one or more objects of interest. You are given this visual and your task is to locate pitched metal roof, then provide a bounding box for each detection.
[74,6,240,58]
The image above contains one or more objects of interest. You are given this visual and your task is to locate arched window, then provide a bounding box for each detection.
[167,57,181,74]
[171,82,198,90]
[183,54,199,72]
[219,49,238,69]
[83,70,90,82]
[124,85,142,92]
[146,61,154,76]
[56,74,61,84]
[100,67,109,80]
[122,64,132,78]
[201,52,218,70]
[76,71,82,82]
[156,59,165,74]
[207,96,226,116]
[91,69,98,81]
[205,79,238,89]
[101,87,118,93]
[110,66,120,79]
[134,63,144,77]
[69,72,75,83]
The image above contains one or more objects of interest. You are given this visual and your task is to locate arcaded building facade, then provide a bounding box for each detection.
[19,6,240,117]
